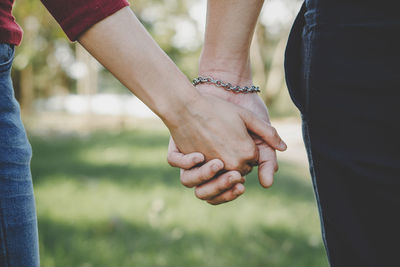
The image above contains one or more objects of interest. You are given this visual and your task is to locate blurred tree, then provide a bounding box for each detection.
[12,0,73,111]
[11,0,301,117]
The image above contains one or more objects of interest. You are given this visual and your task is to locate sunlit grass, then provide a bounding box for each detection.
[30,129,328,267]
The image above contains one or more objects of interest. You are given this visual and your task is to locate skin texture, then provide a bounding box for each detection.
[167,93,286,175]
[168,86,280,205]
[167,0,285,205]
[78,7,284,177]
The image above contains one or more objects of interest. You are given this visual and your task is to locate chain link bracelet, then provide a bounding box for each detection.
[192,76,260,93]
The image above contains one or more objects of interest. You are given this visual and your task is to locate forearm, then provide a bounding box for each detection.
[200,0,264,82]
[78,7,199,123]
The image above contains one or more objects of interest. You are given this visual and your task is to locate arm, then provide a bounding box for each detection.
[199,0,264,85]
[78,7,197,122]
[77,7,285,175]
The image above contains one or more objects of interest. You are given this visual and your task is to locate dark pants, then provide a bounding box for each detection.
[285,1,400,266]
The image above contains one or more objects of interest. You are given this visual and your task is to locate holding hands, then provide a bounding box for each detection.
[78,0,282,205]
[166,92,285,176]
[167,81,286,205]
[165,0,286,205]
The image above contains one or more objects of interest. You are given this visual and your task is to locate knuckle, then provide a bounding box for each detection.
[224,159,240,171]
[244,151,256,161]
[220,177,231,191]
[227,158,253,175]
[242,144,258,161]
[199,171,211,182]
[227,161,251,176]
[167,154,180,167]
[167,156,175,166]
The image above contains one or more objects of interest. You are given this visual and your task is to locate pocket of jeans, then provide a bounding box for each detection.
[0,44,15,73]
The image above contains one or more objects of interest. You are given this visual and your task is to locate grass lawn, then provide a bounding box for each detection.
[30,127,329,267]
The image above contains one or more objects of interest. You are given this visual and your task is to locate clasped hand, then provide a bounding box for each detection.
[166,84,286,205]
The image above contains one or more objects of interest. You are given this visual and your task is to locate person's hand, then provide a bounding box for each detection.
[196,83,281,188]
[166,0,280,204]
[168,138,246,205]
[165,93,286,176]
[167,83,285,205]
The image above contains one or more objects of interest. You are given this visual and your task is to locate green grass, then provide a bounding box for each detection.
[30,128,329,267]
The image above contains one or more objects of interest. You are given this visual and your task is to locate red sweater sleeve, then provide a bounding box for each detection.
[40,0,130,41]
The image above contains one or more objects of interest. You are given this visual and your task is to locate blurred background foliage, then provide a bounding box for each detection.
[30,125,328,267]
[9,0,330,266]
[12,0,302,117]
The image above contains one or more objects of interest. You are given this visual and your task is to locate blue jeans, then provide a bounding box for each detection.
[0,44,39,266]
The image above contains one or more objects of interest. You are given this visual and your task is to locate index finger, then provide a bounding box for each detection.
[240,110,287,152]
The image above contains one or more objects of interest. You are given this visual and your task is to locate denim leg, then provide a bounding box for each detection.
[301,117,332,266]
[0,43,39,267]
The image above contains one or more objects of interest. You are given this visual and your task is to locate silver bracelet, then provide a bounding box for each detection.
[192,76,260,93]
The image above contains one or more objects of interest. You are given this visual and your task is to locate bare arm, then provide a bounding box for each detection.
[199,0,264,84]
[201,0,283,188]
[169,0,285,203]
[78,7,197,121]
[201,0,283,187]
[78,7,284,175]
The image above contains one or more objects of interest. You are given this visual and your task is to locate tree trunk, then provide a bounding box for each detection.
[76,43,98,97]
[20,64,34,112]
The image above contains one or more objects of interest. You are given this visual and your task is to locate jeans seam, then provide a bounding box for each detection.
[302,119,332,266]
[303,26,313,115]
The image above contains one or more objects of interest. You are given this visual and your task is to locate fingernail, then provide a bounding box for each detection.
[279,141,287,150]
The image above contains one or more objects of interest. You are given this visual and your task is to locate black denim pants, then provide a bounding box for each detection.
[285,1,400,266]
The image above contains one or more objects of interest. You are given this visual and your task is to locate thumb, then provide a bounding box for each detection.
[240,109,287,152]
[257,143,278,188]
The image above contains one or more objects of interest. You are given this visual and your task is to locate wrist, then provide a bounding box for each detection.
[199,58,252,83]
[198,53,254,98]
[157,82,201,128]
[195,71,255,102]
